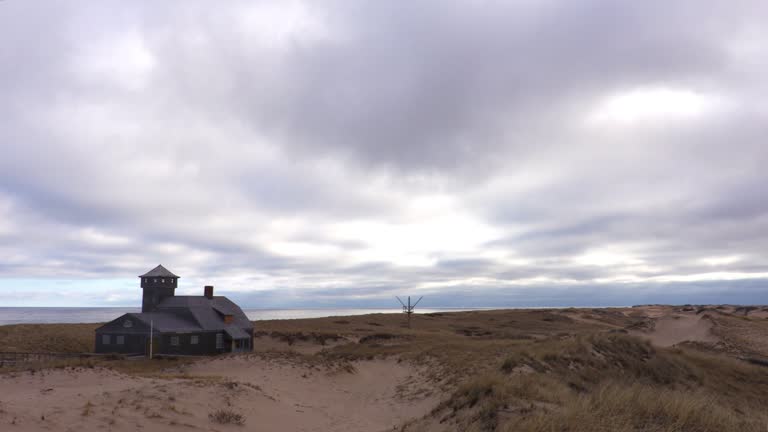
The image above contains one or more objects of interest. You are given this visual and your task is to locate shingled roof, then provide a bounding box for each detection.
[157,296,252,334]
[139,264,179,278]
[127,311,201,333]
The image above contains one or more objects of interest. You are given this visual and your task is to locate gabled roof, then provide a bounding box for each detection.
[94,311,201,333]
[156,296,252,332]
[96,286,252,337]
[139,264,179,278]
[128,312,201,333]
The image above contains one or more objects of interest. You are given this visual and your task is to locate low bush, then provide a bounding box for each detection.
[208,409,245,425]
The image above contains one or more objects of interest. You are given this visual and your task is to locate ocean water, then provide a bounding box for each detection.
[0,307,491,326]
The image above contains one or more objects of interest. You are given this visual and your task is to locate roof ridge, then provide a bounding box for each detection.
[139,264,180,278]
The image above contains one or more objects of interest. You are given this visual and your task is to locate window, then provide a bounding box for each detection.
[116,335,125,345]
[153,279,157,283]
[170,336,180,346]
[162,279,165,283]
[190,335,199,345]
[102,335,111,345]
[216,333,224,349]
[123,319,133,328]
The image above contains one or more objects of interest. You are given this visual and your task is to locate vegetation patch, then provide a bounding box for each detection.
[254,330,344,346]
[208,409,245,425]
[408,332,768,431]
[358,333,400,344]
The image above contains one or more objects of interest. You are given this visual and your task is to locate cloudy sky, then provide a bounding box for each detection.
[1,1,767,307]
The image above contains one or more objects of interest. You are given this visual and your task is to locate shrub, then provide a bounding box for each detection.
[359,333,399,344]
[208,409,245,425]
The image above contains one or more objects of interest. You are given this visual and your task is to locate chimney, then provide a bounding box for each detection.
[204,285,214,299]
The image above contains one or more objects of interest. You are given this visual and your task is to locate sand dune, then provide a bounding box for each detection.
[631,308,719,347]
[185,356,438,431]
[0,356,437,431]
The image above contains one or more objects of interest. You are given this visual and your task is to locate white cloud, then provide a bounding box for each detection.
[73,32,156,90]
[237,1,335,46]
[699,255,743,266]
[586,87,717,125]
[573,248,645,267]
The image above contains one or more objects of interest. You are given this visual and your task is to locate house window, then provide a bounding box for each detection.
[123,319,133,328]
[154,279,157,283]
[116,335,125,345]
[162,279,165,283]
[190,335,199,345]
[102,335,111,345]
[170,336,180,346]
[216,333,224,349]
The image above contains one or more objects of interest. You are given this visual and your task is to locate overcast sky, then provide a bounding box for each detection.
[1,1,767,307]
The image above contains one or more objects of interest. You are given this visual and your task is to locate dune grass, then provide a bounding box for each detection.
[413,333,768,432]
[0,323,97,353]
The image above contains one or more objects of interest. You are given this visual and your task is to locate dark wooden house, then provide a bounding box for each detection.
[94,265,253,356]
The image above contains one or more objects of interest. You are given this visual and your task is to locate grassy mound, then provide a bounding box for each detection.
[410,333,768,432]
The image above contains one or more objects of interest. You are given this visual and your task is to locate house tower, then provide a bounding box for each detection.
[139,264,179,312]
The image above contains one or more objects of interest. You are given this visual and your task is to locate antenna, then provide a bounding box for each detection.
[396,295,423,328]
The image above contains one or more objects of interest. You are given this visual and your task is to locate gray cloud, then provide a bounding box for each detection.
[1,1,767,306]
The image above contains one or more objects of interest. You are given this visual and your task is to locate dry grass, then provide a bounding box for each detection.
[511,382,767,432]
[0,354,200,377]
[208,409,245,425]
[0,323,97,353]
[707,311,768,357]
[277,309,628,385]
[409,333,768,431]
